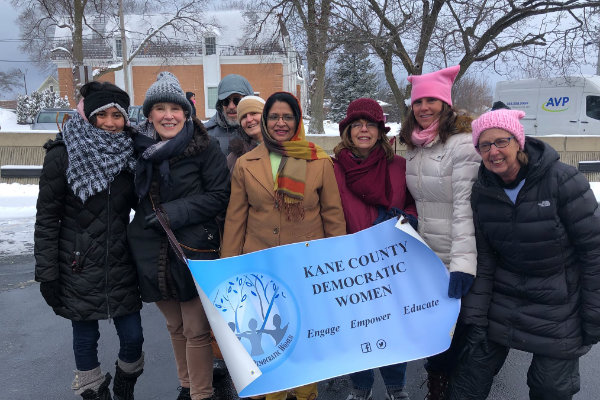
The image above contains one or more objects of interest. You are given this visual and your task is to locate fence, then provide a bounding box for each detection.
[2,132,600,184]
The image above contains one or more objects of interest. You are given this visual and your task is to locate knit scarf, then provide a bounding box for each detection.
[336,146,392,209]
[261,118,330,220]
[134,119,195,201]
[411,119,440,147]
[62,113,135,203]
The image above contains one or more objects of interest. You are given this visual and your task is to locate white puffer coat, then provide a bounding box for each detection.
[405,130,480,275]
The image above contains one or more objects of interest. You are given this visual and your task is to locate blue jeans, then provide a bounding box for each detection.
[72,311,144,371]
[350,363,407,390]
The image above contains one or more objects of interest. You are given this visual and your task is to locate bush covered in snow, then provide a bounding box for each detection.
[16,89,70,124]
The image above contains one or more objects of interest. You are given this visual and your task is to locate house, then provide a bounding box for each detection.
[50,9,307,119]
[37,76,60,96]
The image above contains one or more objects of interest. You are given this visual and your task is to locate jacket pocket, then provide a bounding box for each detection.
[71,233,96,273]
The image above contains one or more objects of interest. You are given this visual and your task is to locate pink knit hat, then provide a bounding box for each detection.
[407,65,460,106]
[471,109,526,153]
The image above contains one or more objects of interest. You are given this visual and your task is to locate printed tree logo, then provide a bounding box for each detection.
[212,273,295,361]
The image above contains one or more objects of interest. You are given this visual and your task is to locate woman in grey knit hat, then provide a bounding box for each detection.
[128,71,230,400]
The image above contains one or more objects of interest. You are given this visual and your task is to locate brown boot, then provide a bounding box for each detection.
[425,371,448,400]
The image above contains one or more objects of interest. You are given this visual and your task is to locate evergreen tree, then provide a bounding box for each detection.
[16,95,30,124]
[15,89,72,124]
[328,44,379,123]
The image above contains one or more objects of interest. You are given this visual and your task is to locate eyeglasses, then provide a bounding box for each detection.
[222,96,242,107]
[350,121,378,130]
[267,114,295,123]
[475,137,514,153]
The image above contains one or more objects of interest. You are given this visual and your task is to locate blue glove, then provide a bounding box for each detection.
[448,271,474,299]
[373,207,418,230]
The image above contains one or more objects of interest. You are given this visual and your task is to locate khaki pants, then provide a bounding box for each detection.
[157,297,213,400]
[265,383,318,400]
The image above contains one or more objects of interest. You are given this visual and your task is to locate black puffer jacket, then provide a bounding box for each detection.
[462,137,600,359]
[34,138,141,321]
[128,120,230,303]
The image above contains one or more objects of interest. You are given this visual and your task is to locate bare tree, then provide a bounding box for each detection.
[12,0,209,99]
[251,0,341,134]
[0,68,27,94]
[451,74,493,115]
[338,0,600,119]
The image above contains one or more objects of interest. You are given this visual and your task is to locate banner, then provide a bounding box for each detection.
[188,218,460,397]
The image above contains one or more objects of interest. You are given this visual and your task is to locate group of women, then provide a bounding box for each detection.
[34,64,600,400]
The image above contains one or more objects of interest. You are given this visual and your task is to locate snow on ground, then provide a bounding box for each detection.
[0,108,29,131]
[1,181,600,258]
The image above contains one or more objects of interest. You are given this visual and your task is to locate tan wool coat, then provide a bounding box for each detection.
[221,144,347,257]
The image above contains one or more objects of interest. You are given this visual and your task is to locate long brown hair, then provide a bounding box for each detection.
[333,124,395,161]
[399,102,464,149]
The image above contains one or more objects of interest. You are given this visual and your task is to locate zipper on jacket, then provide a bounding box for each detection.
[105,181,112,321]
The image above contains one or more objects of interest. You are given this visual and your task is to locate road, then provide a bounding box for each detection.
[1,254,599,399]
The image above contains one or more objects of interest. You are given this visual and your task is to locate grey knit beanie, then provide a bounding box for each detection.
[143,71,192,117]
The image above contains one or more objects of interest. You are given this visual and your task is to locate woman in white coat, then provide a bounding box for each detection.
[398,65,481,400]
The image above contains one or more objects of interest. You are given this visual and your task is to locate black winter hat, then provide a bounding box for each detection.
[81,81,130,122]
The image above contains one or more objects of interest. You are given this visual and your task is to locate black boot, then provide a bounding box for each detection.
[425,371,448,400]
[113,362,143,400]
[81,373,112,400]
[176,386,192,400]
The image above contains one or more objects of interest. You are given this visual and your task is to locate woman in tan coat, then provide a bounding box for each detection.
[221,91,346,399]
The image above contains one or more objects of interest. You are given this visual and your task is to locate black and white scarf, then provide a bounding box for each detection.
[134,118,195,201]
[63,113,136,203]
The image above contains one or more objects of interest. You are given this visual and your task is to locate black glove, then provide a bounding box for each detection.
[459,325,489,361]
[40,280,62,308]
[448,271,474,299]
[143,212,162,231]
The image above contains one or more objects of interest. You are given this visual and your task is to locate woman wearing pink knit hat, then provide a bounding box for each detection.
[446,109,600,399]
[399,65,481,400]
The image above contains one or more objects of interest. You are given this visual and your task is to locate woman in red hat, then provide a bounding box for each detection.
[333,98,417,400]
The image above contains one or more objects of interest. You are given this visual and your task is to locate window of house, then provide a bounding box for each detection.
[115,38,122,58]
[205,37,216,55]
[207,87,218,108]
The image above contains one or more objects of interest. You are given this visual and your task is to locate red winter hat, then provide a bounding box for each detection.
[338,98,390,136]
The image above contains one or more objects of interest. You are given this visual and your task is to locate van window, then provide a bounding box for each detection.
[586,96,600,120]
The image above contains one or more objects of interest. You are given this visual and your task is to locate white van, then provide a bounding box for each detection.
[493,76,600,135]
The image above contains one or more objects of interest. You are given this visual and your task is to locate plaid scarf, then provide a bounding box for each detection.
[62,113,135,203]
[261,115,330,220]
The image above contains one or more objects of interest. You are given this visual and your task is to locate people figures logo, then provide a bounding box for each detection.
[211,273,299,371]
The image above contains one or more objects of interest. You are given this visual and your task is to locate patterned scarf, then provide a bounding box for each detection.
[411,119,440,147]
[261,116,330,221]
[335,146,392,209]
[62,113,135,203]
[134,119,195,201]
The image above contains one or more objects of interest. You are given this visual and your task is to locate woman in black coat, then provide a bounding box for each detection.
[448,109,600,400]
[128,72,230,400]
[35,81,143,400]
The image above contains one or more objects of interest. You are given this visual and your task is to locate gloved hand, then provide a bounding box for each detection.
[459,325,490,361]
[448,271,474,299]
[143,212,162,231]
[373,207,418,230]
[40,280,62,308]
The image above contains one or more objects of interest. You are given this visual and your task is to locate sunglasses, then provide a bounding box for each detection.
[222,97,242,107]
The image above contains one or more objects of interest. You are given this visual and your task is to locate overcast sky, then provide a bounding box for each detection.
[0,0,47,99]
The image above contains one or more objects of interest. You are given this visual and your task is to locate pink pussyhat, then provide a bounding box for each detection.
[471,109,526,153]
[407,65,460,106]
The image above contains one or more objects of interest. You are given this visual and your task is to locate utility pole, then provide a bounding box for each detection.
[118,0,130,96]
